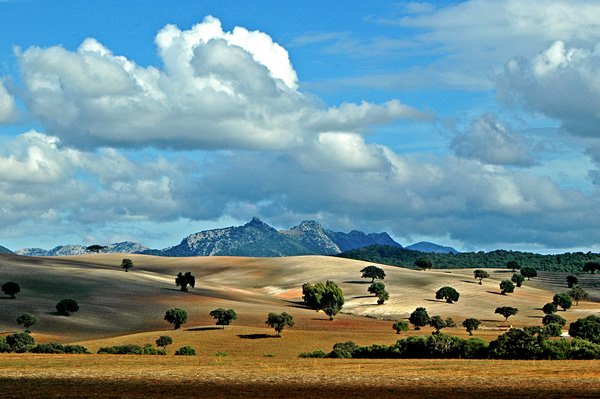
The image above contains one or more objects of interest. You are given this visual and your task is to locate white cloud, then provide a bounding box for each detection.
[0,79,17,123]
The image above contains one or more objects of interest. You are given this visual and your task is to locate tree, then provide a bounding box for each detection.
[520,267,537,280]
[409,307,430,330]
[553,292,572,311]
[392,321,409,334]
[568,287,589,306]
[499,280,515,295]
[209,308,237,329]
[428,315,456,334]
[155,336,173,350]
[511,273,525,287]
[121,258,134,272]
[415,258,432,271]
[164,308,188,329]
[360,265,386,282]
[2,282,20,299]
[507,260,520,272]
[175,272,195,292]
[566,275,578,288]
[473,270,489,285]
[583,261,600,274]
[542,302,557,315]
[302,282,325,310]
[86,245,107,253]
[321,281,344,320]
[6,332,34,352]
[435,286,460,303]
[462,318,481,336]
[377,290,389,305]
[542,314,567,327]
[495,306,518,321]
[266,312,294,337]
[568,315,600,344]
[367,281,386,296]
[16,314,37,331]
[56,299,79,316]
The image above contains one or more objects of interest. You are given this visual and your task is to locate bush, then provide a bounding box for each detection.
[6,332,35,352]
[214,351,229,357]
[141,344,166,355]
[459,338,489,359]
[175,345,196,356]
[488,328,545,359]
[330,341,359,358]
[542,323,563,338]
[156,335,173,349]
[569,315,600,344]
[353,344,399,359]
[0,337,11,353]
[542,338,600,360]
[392,321,409,334]
[30,343,90,354]
[299,350,328,358]
[542,314,567,327]
[97,344,143,355]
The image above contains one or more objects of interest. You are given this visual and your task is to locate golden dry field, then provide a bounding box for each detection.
[1,253,600,398]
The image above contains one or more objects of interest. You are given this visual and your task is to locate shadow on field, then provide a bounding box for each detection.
[424,299,443,303]
[343,280,370,284]
[460,280,478,284]
[486,291,505,296]
[0,296,15,300]
[46,311,64,316]
[527,315,543,319]
[353,295,375,299]
[237,334,278,339]
[187,327,221,331]
[283,300,311,310]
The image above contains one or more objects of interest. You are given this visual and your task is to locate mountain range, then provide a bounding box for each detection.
[10,218,458,257]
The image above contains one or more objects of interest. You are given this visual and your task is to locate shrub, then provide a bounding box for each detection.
[569,315,600,344]
[299,350,328,358]
[459,338,489,359]
[368,281,386,296]
[141,344,166,355]
[377,290,389,305]
[156,335,173,349]
[31,343,89,354]
[97,344,143,355]
[542,314,567,327]
[0,337,11,353]
[174,345,196,356]
[214,351,229,357]
[542,323,563,338]
[330,341,359,358]
[56,299,79,316]
[6,332,34,352]
[392,321,409,334]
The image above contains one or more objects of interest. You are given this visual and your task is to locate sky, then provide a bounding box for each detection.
[1,0,600,253]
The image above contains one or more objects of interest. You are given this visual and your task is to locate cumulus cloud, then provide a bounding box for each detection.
[0,79,17,123]
[451,114,536,167]
[16,16,424,150]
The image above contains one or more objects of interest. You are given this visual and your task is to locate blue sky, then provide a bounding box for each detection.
[1,0,600,253]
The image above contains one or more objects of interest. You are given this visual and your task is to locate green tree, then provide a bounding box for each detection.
[542,302,557,315]
[511,273,525,287]
[520,267,538,280]
[583,261,600,274]
[16,313,37,331]
[6,332,34,352]
[429,315,456,334]
[473,269,489,285]
[567,287,589,306]
[415,258,432,271]
[302,282,325,310]
[499,280,515,295]
[409,307,430,330]
[568,315,600,344]
[377,290,389,305]
[1,282,20,299]
[368,281,386,296]
[164,308,188,329]
[360,265,386,282]
[174,346,196,356]
[175,272,195,292]
[553,293,573,311]
[495,306,518,321]
[435,286,460,303]
[266,312,294,337]
[542,314,567,327]
[392,321,409,334]
[321,280,344,320]
[121,258,134,272]
[462,318,481,336]
[566,275,578,288]
[155,335,173,350]
[209,308,237,329]
[507,260,520,272]
[56,299,79,316]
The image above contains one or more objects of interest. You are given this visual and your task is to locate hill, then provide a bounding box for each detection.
[0,245,13,254]
[17,242,150,257]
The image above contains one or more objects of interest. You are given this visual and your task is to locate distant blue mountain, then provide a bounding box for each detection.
[406,241,459,254]
[0,245,13,254]
[326,230,402,252]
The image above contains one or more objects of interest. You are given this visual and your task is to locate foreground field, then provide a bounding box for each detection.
[2,355,599,399]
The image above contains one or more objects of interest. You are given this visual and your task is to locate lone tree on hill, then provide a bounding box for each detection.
[175,272,195,292]
[266,312,294,337]
[209,308,237,329]
[415,258,432,271]
[542,302,558,315]
[377,290,389,305]
[121,258,134,272]
[155,336,173,350]
[583,261,600,274]
[553,292,573,311]
[428,315,456,334]
[495,306,518,322]
[568,287,589,306]
[164,308,188,329]
[56,299,79,316]
[1,282,20,299]
[321,280,344,320]
[462,318,481,336]
[511,273,525,287]
[409,307,430,330]
[507,260,520,272]
[435,286,460,303]
[392,321,409,334]
[500,280,515,295]
[520,267,537,280]
[16,314,37,331]
[473,269,489,285]
[566,275,578,288]
[86,245,107,253]
[368,282,386,296]
[360,265,386,282]
[568,315,600,344]
[542,314,567,327]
